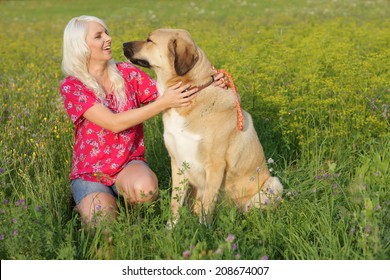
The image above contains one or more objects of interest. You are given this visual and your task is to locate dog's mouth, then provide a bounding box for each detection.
[129,58,151,68]
[123,43,151,68]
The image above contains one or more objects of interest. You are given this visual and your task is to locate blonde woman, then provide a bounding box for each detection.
[60,15,225,227]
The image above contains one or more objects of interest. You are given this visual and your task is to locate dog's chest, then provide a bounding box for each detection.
[163,110,202,172]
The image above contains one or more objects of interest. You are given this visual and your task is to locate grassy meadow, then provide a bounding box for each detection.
[0,0,389,260]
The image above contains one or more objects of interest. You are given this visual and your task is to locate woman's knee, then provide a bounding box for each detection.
[115,163,159,204]
[128,175,158,204]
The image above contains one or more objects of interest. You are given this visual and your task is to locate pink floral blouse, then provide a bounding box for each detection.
[60,62,159,186]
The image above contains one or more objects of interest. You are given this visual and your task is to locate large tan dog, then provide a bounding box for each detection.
[123,29,283,225]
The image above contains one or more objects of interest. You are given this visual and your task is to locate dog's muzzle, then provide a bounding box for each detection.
[122,42,134,59]
[123,42,151,68]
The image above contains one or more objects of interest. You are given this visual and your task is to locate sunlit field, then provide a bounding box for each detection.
[0,0,389,260]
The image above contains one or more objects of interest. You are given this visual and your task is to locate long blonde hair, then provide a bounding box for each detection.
[61,15,126,107]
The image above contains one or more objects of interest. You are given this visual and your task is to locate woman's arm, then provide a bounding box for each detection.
[83,82,197,133]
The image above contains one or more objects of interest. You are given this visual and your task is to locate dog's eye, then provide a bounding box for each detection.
[146,38,152,43]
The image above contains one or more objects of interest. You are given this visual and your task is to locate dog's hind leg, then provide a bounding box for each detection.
[243,176,283,211]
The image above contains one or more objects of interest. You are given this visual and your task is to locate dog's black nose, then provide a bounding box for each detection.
[123,42,129,48]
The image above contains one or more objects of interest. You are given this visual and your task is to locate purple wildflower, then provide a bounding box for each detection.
[0,234,4,240]
[226,234,235,243]
[182,250,191,259]
[261,255,269,260]
[264,198,269,206]
[36,205,42,212]
[365,226,371,234]
[0,209,4,214]
[12,230,18,236]
[0,168,4,174]
[232,243,238,250]
[350,227,356,235]
[256,166,261,173]
[235,254,241,259]
[4,199,9,205]
[12,218,17,223]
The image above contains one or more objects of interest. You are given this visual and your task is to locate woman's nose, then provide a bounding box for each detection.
[104,34,112,42]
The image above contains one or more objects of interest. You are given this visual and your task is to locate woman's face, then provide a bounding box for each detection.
[85,21,112,65]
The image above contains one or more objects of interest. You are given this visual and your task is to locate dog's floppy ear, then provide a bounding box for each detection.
[169,37,199,76]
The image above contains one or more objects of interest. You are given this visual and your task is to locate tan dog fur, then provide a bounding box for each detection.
[123,29,283,225]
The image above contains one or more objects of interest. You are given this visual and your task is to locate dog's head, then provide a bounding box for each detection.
[123,29,200,79]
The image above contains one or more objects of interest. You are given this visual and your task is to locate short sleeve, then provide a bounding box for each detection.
[118,62,159,105]
[60,77,98,125]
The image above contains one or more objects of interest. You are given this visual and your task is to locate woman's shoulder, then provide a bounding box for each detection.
[60,76,91,96]
[60,76,84,88]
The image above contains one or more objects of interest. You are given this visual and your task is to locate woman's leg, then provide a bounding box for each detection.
[76,192,118,227]
[71,179,118,227]
[115,161,158,204]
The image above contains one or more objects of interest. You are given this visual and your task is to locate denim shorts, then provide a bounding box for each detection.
[70,160,148,205]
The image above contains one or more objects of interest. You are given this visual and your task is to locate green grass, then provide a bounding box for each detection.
[0,0,389,260]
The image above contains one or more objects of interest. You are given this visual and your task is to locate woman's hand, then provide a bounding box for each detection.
[212,72,229,89]
[159,82,198,109]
